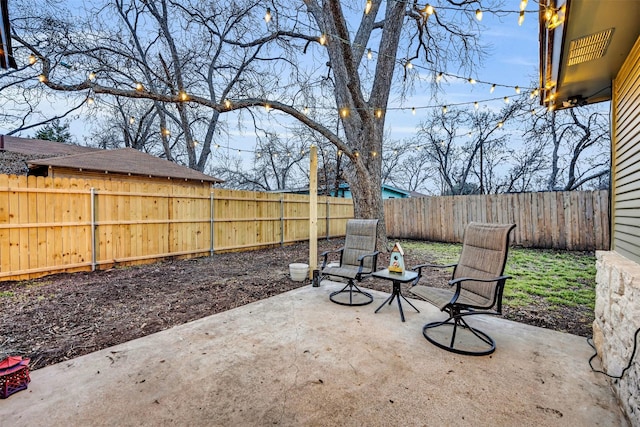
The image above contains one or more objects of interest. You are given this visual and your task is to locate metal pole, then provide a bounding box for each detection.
[90,188,96,271]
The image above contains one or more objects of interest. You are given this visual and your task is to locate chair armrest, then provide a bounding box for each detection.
[447,275,512,306]
[448,275,512,286]
[356,251,380,277]
[411,263,457,284]
[320,247,344,269]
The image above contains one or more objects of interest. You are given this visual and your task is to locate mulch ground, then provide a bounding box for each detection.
[0,239,593,370]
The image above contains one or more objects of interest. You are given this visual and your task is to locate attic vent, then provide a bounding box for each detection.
[568,28,614,66]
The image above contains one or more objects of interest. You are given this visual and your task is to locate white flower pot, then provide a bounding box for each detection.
[289,263,309,282]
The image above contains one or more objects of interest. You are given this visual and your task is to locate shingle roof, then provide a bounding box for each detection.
[0,135,98,156]
[27,147,223,183]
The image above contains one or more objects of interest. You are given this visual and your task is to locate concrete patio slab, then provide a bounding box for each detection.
[0,281,628,426]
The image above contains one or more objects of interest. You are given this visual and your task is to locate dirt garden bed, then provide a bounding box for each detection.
[0,239,594,370]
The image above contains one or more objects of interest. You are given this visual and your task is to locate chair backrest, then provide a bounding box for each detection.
[341,219,378,270]
[453,222,516,302]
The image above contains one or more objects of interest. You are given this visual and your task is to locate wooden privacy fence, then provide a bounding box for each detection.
[0,174,354,281]
[385,190,610,251]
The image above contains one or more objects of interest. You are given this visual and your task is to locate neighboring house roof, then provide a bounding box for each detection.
[27,147,223,184]
[0,135,98,156]
[539,0,640,110]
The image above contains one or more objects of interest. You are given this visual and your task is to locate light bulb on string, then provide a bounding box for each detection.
[88,71,96,81]
[319,34,326,45]
[490,84,496,93]
[515,86,521,94]
[475,9,483,21]
[303,106,309,114]
[375,108,383,118]
[340,107,349,118]
[436,72,443,82]
[224,99,232,109]
[518,11,525,26]
[87,96,94,105]
[135,82,144,91]
[520,0,528,11]
[265,8,271,23]
[497,121,504,128]
[405,60,413,70]
[38,74,47,83]
[442,105,447,114]
[412,107,416,115]
[178,90,189,101]
[474,101,479,110]
[423,4,434,16]
[367,48,373,60]
[364,0,372,15]
[503,96,510,103]
[468,78,476,84]
[28,54,37,65]
[129,116,135,124]
[265,103,271,112]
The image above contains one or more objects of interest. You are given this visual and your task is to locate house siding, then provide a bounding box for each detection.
[612,36,640,264]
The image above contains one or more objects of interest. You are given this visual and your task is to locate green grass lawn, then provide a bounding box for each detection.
[400,240,596,311]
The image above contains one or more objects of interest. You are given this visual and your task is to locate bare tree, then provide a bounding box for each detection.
[525,105,610,191]
[415,102,519,195]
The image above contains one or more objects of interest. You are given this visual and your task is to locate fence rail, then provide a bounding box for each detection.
[0,174,354,281]
[384,190,610,251]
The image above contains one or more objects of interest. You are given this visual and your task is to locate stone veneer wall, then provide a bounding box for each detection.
[593,251,640,424]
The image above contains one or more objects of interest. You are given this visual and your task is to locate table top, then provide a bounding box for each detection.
[372,268,418,282]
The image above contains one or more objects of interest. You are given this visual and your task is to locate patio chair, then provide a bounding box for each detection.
[410,222,516,356]
[320,219,379,306]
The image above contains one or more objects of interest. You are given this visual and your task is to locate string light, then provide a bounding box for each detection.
[490,84,496,93]
[28,54,37,65]
[520,0,528,11]
[423,4,434,16]
[178,90,189,101]
[503,96,509,103]
[367,48,373,60]
[515,86,520,94]
[474,101,479,109]
[319,34,327,45]
[436,72,443,82]
[405,60,413,70]
[88,71,96,81]
[497,121,504,128]
[475,9,483,21]
[412,107,416,115]
[365,0,372,15]
[224,99,232,109]
[264,8,271,23]
[162,128,171,136]
[340,107,349,118]
[135,82,144,91]
[442,105,447,114]
[375,108,383,118]
[129,116,135,124]
[265,103,272,111]
[87,96,94,105]
[468,78,476,84]
[38,74,47,83]
[518,11,525,26]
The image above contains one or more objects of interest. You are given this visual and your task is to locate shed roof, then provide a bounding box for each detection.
[27,147,223,184]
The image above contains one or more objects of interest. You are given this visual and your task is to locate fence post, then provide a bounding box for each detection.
[90,188,96,271]
[210,191,214,256]
[280,195,284,246]
[326,198,330,240]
